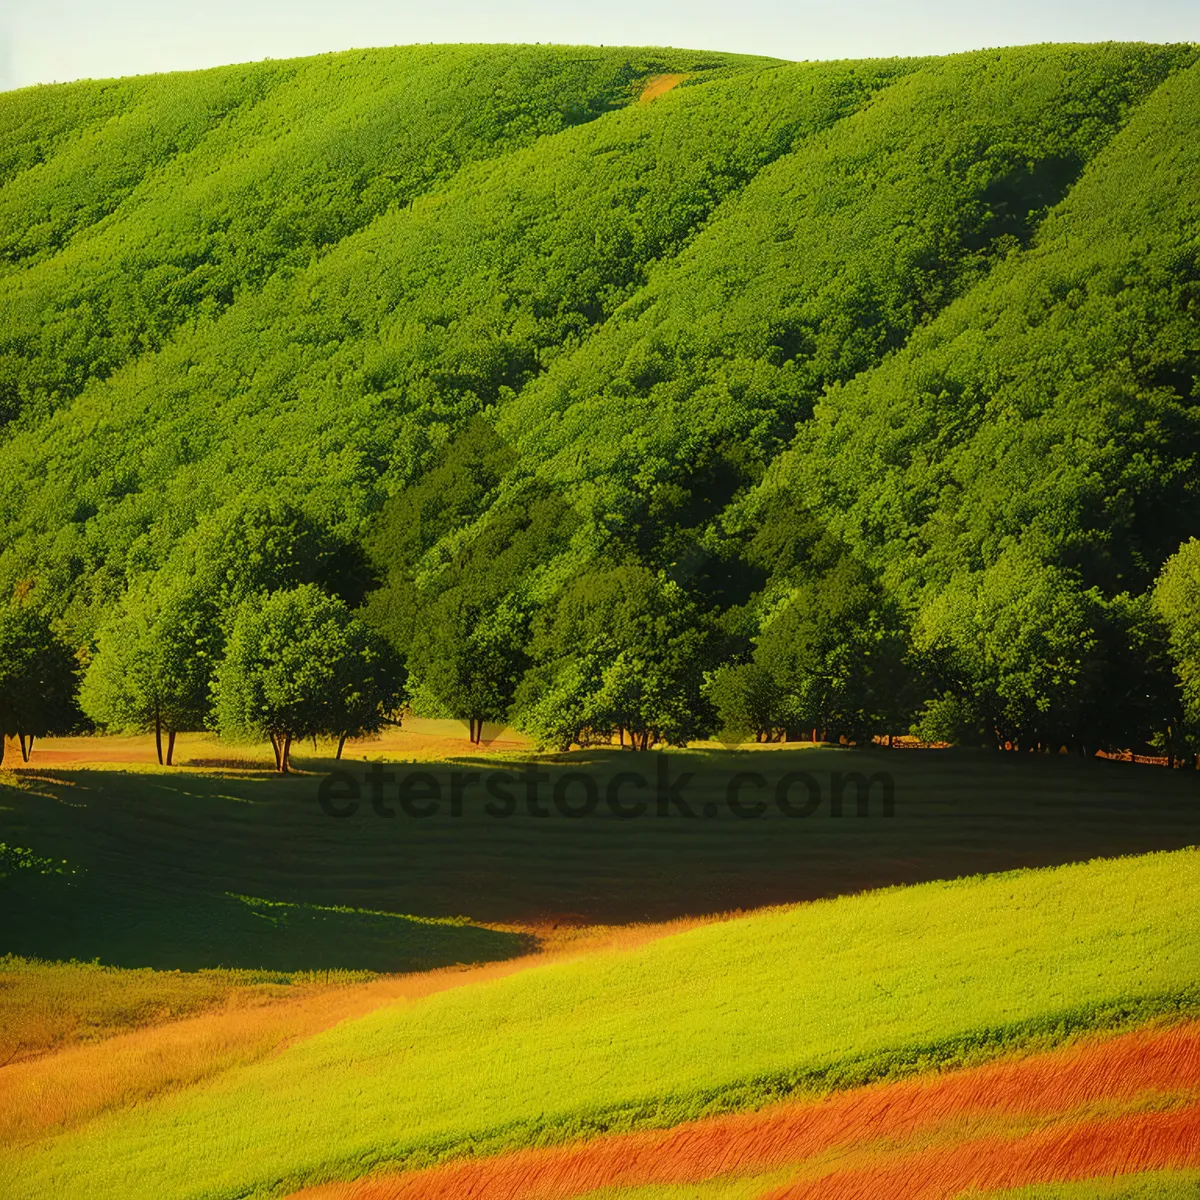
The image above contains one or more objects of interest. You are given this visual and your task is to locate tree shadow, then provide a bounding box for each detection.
[2,871,530,972]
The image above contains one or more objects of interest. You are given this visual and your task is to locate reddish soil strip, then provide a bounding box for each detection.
[767,1103,1200,1199]
[288,1022,1200,1200]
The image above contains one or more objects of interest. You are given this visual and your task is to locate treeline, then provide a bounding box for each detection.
[2,44,1199,768]
[0,501,402,771]
[4,484,1200,768]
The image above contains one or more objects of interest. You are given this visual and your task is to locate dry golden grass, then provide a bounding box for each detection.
[0,917,700,1147]
[1,720,535,772]
[0,957,358,1065]
[638,74,689,103]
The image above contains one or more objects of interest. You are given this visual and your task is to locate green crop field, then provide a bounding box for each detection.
[2,845,1197,1198]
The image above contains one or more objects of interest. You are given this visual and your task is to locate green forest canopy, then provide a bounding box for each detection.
[1,41,1198,754]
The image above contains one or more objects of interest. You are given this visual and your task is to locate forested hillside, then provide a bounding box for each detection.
[1,42,1198,760]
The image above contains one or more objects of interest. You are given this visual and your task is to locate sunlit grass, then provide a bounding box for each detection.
[974,1168,1200,1198]
[3,848,1197,1199]
[0,955,374,1063]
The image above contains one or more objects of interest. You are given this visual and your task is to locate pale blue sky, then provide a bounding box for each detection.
[1,0,1196,92]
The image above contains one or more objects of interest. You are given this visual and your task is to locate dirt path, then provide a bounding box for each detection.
[286,1022,1200,1199]
[0,918,703,1146]
[639,74,688,103]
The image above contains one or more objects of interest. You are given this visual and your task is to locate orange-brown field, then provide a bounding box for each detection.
[287,1022,1200,1200]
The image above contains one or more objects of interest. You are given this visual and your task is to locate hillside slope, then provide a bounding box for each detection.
[1,43,1198,751]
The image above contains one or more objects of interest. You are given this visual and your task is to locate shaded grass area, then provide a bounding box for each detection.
[3,746,1199,972]
[0,956,374,1064]
[1,867,528,972]
[4,848,1197,1199]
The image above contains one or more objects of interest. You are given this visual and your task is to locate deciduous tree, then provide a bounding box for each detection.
[212,585,403,772]
[0,606,80,766]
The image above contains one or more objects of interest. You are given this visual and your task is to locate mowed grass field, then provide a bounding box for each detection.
[4,736,1200,966]
[3,737,1199,1197]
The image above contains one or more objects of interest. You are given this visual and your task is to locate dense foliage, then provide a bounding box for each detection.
[0,606,79,764]
[1,42,1198,754]
[212,585,402,770]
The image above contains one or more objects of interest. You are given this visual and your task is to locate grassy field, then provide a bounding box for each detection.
[281,1020,1200,1198]
[535,1173,1200,1200]
[2,847,1197,1198]
[0,955,374,1064]
[3,740,1199,969]
[983,1171,1200,1197]
[3,741,1198,1196]
[567,1181,796,1200]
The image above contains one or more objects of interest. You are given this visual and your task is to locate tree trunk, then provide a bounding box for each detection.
[336,732,347,760]
[280,733,292,774]
[269,732,282,772]
[18,732,29,762]
[812,728,818,743]
[618,726,625,747]
[166,730,177,766]
[154,706,163,766]
[887,733,893,749]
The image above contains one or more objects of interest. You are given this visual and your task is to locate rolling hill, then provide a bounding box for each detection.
[1,42,1199,752]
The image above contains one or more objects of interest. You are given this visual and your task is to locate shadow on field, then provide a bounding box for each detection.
[2,747,1198,970]
[0,871,529,972]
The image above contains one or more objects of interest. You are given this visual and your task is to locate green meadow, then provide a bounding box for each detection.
[2,845,1197,1197]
